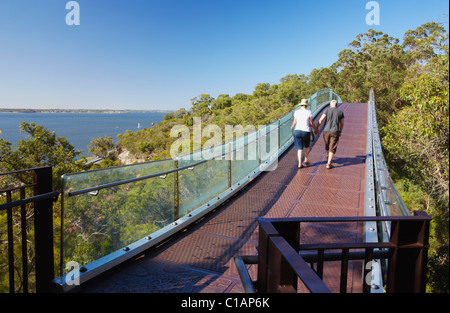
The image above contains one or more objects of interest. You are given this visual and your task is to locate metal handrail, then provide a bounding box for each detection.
[0,191,60,211]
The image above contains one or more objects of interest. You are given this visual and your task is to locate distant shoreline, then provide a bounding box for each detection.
[0,108,174,114]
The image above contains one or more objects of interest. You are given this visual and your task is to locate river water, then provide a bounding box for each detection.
[0,112,166,156]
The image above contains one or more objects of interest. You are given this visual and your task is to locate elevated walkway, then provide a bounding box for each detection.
[80,102,368,293]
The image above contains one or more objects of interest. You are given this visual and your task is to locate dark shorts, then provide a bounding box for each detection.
[323,131,340,153]
[294,130,311,150]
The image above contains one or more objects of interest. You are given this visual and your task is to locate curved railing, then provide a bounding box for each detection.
[363,88,411,292]
[366,88,410,226]
[54,88,341,289]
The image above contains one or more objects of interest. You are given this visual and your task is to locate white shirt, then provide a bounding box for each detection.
[294,109,312,132]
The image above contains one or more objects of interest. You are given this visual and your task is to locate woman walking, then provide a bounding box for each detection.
[291,99,319,169]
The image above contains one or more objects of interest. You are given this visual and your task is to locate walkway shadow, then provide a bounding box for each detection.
[331,155,366,168]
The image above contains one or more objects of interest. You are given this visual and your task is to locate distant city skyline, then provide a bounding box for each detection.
[0,0,448,111]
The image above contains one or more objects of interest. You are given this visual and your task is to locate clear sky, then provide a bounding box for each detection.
[0,0,448,111]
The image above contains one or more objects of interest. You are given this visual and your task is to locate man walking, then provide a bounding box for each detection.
[317,100,344,169]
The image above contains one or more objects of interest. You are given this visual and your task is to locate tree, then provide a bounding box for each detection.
[0,122,86,190]
[278,74,309,105]
[0,122,87,292]
[333,29,408,125]
[191,94,213,117]
[88,136,115,160]
[252,83,271,98]
[403,22,449,66]
[403,22,449,84]
[211,94,232,111]
[307,68,337,94]
[383,72,449,293]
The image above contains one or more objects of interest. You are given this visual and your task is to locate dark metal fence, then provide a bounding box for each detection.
[235,211,431,293]
[0,166,59,293]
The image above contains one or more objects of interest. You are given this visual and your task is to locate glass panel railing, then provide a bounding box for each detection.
[58,88,342,282]
[63,159,175,194]
[178,157,229,217]
[231,138,259,186]
[259,122,279,164]
[61,159,176,271]
[279,115,294,147]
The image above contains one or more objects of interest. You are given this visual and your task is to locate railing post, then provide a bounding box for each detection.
[257,219,279,292]
[273,220,300,252]
[258,128,262,166]
[20,187,28,293]
[174,160,180,221]
[267,237,298,293]
[278,120,281,150]
[386,211,431,293]
[33,166,55,293]
[257,219,302,293]
[228,143,232,188]
[6,191,14,293]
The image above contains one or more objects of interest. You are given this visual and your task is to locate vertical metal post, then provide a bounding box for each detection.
[174,160,180,221]
[258,129,262,166]
[316,249,324,279]
[386,211,431,293]
[267,237,297,293]
[363,248,374,293]
[59,177,65,277]
[278,120,281,149]
[340,248,349,293]
[273,221,300,252]
[20,187,28,293]
[6,191,14,293]
[33,166,55,293]
[228,143,232,188]
[256,219,278,292]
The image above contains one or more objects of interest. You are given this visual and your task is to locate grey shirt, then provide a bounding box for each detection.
[323,107,344,133]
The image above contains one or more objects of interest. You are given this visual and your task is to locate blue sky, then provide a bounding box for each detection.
[0,0,448,111]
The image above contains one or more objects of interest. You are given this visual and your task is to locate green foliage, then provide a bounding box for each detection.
[0,122,88,292]
[332,29,409,127]
[378,22,449,292]
[382,70,449,293]
[0,122,87,190]
[62,173,174,267]
[211,94,232,111]
[88,136,115,160]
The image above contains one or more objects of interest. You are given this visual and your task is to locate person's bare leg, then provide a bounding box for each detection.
[327,151,334,168]
[297,150,303,168]
[303,147,310,165]
[328,152,334,164]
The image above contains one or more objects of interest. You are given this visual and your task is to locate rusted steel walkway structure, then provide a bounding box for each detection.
[79,102,368,293]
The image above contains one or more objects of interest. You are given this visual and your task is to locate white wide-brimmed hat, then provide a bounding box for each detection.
[299,99,308,106]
